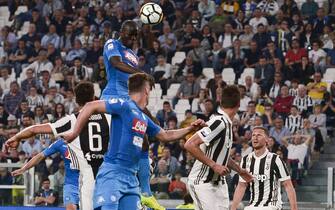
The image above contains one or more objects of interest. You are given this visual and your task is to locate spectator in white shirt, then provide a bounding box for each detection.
[22,137,43,158]
[23,50,53,77]
[244,75,259,100]
[282,134,312,186]
[249,8,268,33]
[308,41,327,73]
[218,23,236,49]
[198,0,216,21]
[153,55,172,96]
[0,66,14,94]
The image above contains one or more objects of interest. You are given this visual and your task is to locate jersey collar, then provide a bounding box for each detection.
[252,148,269,159]
[217,107,232,124]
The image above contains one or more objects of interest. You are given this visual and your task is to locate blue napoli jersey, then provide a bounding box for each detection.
[104,98,161,172]
[43,139,79,186]
[101,39,139,98]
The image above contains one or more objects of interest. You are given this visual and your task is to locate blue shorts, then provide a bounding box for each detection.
[63,184,79,206]
[93,162,140,210]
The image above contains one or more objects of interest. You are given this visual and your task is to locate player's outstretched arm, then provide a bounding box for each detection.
[110,57,142,74]
[63,100,106,143]
[184,133,230,176]
[155,119,206,142]
[231,182,248,210]
[5,124,53,149]
[228,158,253,183]
[11,153,45,176]
[283,180,298,210]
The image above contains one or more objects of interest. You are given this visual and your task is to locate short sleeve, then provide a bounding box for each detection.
[274,156,290,182]
[196,116,226,146]
[239,156,248,183]
[105,98,126,115]
[146,117,161,137]
[49,115,73,137]
[42,140,61,157]
[104,40,121,60]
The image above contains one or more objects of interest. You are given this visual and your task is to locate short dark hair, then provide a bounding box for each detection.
[291,105,298,110]
[128,73,155,94]
[74,81,94,106]
[252,126,269,136]
[221,85,240,108]
[163,101,170,105]
[183,193,193,204]
[42,177,50,183]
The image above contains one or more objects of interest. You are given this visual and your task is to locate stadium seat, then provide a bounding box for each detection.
[171,51,186,65]
[203,67,214,80]
[167,83,180,98]
[222,68,235,84]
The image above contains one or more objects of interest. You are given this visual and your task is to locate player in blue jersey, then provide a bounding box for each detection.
[63,73,205,210]
[11,139,79,210]
[100,20,164,209]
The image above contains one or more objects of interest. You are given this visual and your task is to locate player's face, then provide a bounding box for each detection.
[121,28,138,48]
[251,129,268,150]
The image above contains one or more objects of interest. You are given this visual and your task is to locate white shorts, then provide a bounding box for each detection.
[187,181,229,210]
[79,167,95,210]
[245,206,279,210]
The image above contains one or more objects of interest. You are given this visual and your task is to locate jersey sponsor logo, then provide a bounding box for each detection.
[85,152,104,161]
[132,119,147,134]
[254,174,268,182]
[107,43,114,50]
[200,127,211,137]
[133,136,143,148]
[124,51,138,66]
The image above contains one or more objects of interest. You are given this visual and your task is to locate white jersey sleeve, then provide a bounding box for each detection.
[275,155,291,182]
[196,116,227,146]
[49,114,75,137]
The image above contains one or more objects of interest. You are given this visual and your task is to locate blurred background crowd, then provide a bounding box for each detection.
[0,0,334,207]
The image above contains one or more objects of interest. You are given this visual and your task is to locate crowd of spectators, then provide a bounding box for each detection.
[0,0,334,206]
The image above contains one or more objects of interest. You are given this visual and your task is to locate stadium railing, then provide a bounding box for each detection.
[0,162,35,206]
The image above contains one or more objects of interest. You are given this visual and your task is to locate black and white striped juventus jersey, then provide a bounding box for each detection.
[188,108,233,185]
[285,114,303,134]
[240,150,290,209]
[49,113,111,178]
[293,95,313,113]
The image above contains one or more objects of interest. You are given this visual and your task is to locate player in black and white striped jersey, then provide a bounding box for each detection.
[6,82,110,210]
[231,126,297,210]
[185,85,253,210]
[285,105,303,134]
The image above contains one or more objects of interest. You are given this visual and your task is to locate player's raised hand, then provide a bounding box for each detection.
[5,137,19,150]
[11,168,24,177]
[239,169,253,183]
[211,163,230,176]
[190,119,207,131]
